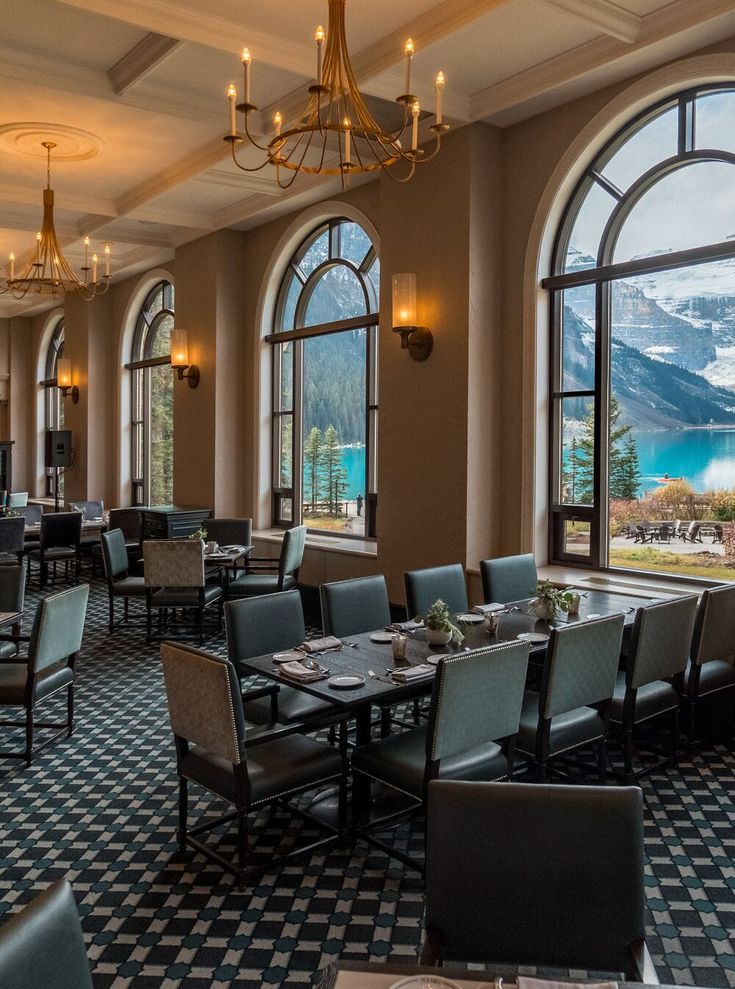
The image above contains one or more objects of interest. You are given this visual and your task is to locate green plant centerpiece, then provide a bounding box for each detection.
[423,598,464,646]
[189,526,208,542]
[528,580,572,621]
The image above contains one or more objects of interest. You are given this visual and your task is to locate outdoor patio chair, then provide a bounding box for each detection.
[681,521,703,543]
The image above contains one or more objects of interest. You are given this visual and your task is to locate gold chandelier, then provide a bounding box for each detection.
[2,141,111,301]
[224,0,448,189]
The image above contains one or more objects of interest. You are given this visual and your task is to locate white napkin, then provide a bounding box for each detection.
[519,978,617,989]
[279,661,323,682]
[386,619,424,632]
[391,663,435,682]
[299,635,342,654]
[472,602,505,615]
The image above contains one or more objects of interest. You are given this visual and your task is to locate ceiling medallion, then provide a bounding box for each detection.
[0,123,104,161]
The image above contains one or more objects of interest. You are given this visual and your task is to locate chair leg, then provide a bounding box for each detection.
[237,810,247,877]
[623,725,634,784]
[687,699,697,749]
[380,706,391,738]
[108,596,114,635]
[177,777,188,853]
[598,739,607,783]
[536,760,546,782]
[672,707,681,768]
[67,684,74,737]
[25,706,33,766]
[337,773,348,834]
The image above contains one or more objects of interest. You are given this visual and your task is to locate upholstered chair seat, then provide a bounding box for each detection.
[226,525,305,599]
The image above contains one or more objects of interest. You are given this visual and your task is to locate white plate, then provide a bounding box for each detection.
[457,612,483,623]
[389,977,462,989]
[327,674,365,689]
[272,650,304,663]
[370,631,394,643]
[585,613,602,619]
[517,631,549,643]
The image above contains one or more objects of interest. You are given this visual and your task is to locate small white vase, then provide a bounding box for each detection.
[528,598,555,621]
[426,627,452,645]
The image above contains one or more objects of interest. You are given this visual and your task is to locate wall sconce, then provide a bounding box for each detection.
[56,358,79,403]
[170,328,200,388]
[391,272,433,362]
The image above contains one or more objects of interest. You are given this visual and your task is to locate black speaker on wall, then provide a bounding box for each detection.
[45,430,72,469]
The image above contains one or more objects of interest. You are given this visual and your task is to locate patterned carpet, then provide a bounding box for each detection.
[0,577,734,989]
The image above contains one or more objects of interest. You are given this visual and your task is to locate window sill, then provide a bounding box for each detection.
[466,562,707,598]
[253,528,378,559]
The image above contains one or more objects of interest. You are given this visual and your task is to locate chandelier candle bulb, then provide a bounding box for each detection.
[411,101,420,151]
[8,254,14,281]
[404,37,414,95]
[227,84,237,136]
[274,111,282,138]
[104,244,110,277]
[435,71,445,124]
[84,236,89,268]
[35,232,41,265]
[241,49,251,104]
[315,26,324,87]
[92,254,98,283]
[343,117,351,164]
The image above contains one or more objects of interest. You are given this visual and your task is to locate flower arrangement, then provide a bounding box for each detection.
[189,526,208,541]
[529,579,573,619]
[423,598,464,645]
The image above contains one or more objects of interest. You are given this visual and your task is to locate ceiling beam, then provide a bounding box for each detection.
[539,0,641,44]
[108,32,182,95]
[470,0,735,121]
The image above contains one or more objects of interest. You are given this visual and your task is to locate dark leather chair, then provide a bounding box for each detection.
[404,563,468,618]
[0,583,89,765]
[516,613,624,781]
[226,525,305,598]
[100,528,146,634]
[0,879,93,989]
[106,508,143,575]
[685,583,735,742]
[143,539,223,645]
[204,517,252,548]
[15,505,43,554]
[320,574,391,638]
[160,640,346,883]
[422,780,658,982]
[27,511,82,588]
[0,560,27,661]
[480,552,538,604]
[225,589,342,729]
[351,641,530,871]
[610,595,698,781]
[0,516,25,565]
[68,499,104,520]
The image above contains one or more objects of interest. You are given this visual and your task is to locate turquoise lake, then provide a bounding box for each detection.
[303,445,366,501]
[634,428,735,496]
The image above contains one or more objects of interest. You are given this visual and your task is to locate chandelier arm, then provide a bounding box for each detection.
[242,112,272,153]
[273,127,322,190]
[230,140,272,173]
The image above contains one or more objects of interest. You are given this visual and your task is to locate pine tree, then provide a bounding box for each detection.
[303,426,323,512]
[321,424,345,515]
[565,396,640,504]
[613,434,641,500]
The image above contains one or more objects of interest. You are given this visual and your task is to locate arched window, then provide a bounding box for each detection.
[42,318,65,497]
[270,217,379,537]
[545,85,735,581]
[128,280,174,506]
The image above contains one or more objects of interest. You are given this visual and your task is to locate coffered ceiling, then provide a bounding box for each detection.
[1,0,735,317]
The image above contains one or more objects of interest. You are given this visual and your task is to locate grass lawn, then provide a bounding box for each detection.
[610,546,735,581]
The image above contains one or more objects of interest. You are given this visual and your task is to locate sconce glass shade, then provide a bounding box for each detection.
[56,357,72,389]
[170,328,189,368]
[392,273,417,327]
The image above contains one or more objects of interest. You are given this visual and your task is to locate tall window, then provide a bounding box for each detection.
[270,217,379,538]
[42,319,65,497]
[128,281,174,506]
[546,85,735,582]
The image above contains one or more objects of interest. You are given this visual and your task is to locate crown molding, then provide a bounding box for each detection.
[539,0,641,44]
[108,32,182,95]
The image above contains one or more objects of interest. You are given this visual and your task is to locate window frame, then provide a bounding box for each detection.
[544,83,735,578]
[40,318,65,498]
[268,217,380,539]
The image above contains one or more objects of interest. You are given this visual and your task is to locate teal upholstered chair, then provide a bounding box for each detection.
[0,880,93,989]
[226,525,305,598]
[27,511,82,588]
[225,589,341,729]
[161,640,346,883]
[6,492,28,508]
[516,613,624,781]
[0,583,89,765]
[480,553,538,604]
[204,517,252,548]
[404,563,468,619]
[0,516,25,566]
[685,583,735,742]
[100,528,146,634]
[610,595,698,781]
[68,499,103,520]
[422,780,657,981]
[320,575,391,638]
[0,560,26,661]
[351,640,530,871]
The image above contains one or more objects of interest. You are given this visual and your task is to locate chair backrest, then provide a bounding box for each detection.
[687,521,699,537]
[7,491,28,508]
[279,525,306,577]
[0,516,25,553]
[426,641,530,764]
[480,553,537,604]
[205,517,252,548]
[627,595,698,689]
[161,641,247,767]
[541,614,624,719]
[320,574,391,637]
[101,528,130,582]
[225,589,306,673]
[0,560,26,614]
[68,500,104,520]
[143,539,205,588]
[15,504,43,526]
[425,780,645,972]
[404,564,468,618]
[691,583,735,667]
[0,879,93,989]
[39,511,82,550]
[29,584,89,675]
[108,508,142,543]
